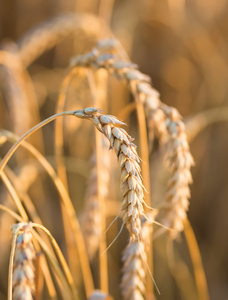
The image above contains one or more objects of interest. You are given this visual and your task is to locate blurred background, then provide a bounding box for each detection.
[0,0,228,299]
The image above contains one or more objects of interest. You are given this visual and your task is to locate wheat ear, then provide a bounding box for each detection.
[9,223,35,300]
[74,107,146,242]
[74,107,152,299]
[71,42,194,238]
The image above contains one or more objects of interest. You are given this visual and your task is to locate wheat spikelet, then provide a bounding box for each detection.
[11,223,36,300]
[71,43,194,237]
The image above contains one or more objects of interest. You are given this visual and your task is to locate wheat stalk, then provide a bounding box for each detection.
[82,138,110,260]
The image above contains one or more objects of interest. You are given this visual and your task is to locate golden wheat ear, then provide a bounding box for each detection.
[70,40,194,239]
[9,223,36,300]
[74,108,146,242]
[73,108,157,299]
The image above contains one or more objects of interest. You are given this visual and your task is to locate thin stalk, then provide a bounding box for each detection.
[135,100,153,297]
[5,167,50,237]
[31,223,78,299]
[87,70,109,292]
[55,73,76,191]
[0,111,74,174]
[184,218,209,300]
[1,129,94,297]
[0,205,57,299]
[5,165,58,257]
[8,230,18,300]
[96,132,109,292]
[135,100,151,205]
[31,229,74,300]
[55,69,79,282]
[0,204,22,222]
[118,102,137,124]
[0,172,28,221]
[167,239,196,300]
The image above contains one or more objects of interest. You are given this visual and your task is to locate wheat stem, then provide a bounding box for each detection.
[8,229,18,300]
[87,70,109,292]
[31,223,78,299]
[30,228,74,300]
[0,172,28,221]
[184,218,209,300]
[0,205,23,222]
[0,111,74,175]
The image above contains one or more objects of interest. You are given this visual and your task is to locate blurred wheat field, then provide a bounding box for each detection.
[0,1,228,299]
